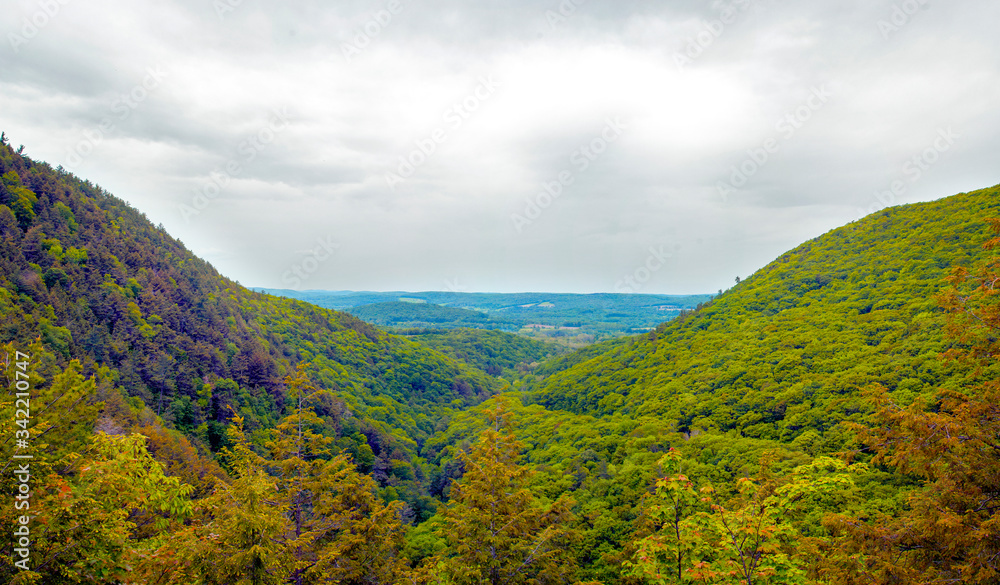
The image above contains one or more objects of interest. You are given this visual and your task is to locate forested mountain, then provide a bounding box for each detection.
[400,327,564,381]
[1,135,998,584]
[0,139,501,519]
[417,186,1000,582]
[525,190,1000,438]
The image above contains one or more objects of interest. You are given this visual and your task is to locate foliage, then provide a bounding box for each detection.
[0,137,503,504]
[822,216,1000,584]
[404,327,563,381]
[3,137,1000,584]
[429,399,580,584]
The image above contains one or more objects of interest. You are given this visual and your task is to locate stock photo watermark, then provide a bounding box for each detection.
[340,0,412,60]
[384,75,501,190]
[9,349,34,572]
[444,277,469,293]
[717,85,832,201]
[877,0,930,40]
[64,66,169,169]
[214,0,245,21]
[857,126,958,219]
[674,0,765,70]
[614,243,681,293]
[281,236,340,288]
[7,0,72,53]
[179,107,291,222]
[543,0,588,31]
[511,117,626,233]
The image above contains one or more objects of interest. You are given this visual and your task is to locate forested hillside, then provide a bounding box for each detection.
[0,139,502,522]
[400,327,563,381]
[527,191,1000,438]
[1,136,998,584]
[416,186,1000,582]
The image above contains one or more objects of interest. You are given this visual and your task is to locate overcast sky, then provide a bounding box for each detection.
[1,0,998,294]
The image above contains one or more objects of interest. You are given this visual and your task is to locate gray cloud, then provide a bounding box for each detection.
[1,0,998,294]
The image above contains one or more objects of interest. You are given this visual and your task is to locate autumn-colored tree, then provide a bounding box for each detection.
[824,217,1000,584]
[298,453,412,584]
[698,473,806,585]
[623,448,701,584]
[0,346,191,584]
[0,432,193,585]
[430,399,579,585]
[268,365,334,581]
[131,416,290,585]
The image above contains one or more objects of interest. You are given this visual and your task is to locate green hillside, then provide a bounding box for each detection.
[526,190,1000,442]
[2,135,998,584]
[402,327,564,381]
[0,141,501,505]
[348,301,493,329]
[415,186,1000,581]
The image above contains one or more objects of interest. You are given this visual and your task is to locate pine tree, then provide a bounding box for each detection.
[271,367,412,584]
[431,398,579,585]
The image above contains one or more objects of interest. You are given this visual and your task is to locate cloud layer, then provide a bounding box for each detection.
[2,0,998,293]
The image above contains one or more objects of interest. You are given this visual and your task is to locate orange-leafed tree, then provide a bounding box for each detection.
[825,217,1000,584]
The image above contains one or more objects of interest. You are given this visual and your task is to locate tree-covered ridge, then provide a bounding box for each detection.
[401,328,564,381]
[525,188,1000,447]
[347,301,494,328]
[0,140,502,494]
[2,135,999,583]
[262,288,713,341]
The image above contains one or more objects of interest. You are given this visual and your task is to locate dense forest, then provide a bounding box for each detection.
[1,136,999,584]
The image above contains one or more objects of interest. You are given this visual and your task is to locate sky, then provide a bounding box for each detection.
[1,0,998,294]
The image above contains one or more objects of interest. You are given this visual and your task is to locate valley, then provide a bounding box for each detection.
[255,289,714,347]
[0,139,998,583]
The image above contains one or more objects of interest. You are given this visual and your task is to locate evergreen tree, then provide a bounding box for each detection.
[430,399,579,585]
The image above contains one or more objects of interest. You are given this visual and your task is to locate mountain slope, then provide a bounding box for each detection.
[401,327,563,380]
[525,187,1000,446]
[0,140,501,485]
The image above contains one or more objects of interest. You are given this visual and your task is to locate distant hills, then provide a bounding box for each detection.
[254,289,714,344]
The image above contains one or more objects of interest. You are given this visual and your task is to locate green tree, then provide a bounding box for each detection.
[825,217,1000,584]
[623,449,701,584]
[625,452,864,585]
[431,399,579,585]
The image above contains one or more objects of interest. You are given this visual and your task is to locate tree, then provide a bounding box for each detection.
[0,432,193,584]
[271,366,413,585]
[131,416,290,585]
[825,217,1000,584]
[623,449,701,584]
[299,454,412,584]
[430,399,579,585]
[625,452,865,585]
